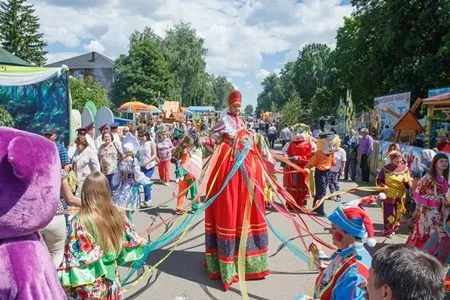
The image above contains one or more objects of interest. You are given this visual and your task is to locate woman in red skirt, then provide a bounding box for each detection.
[205,90,270,290]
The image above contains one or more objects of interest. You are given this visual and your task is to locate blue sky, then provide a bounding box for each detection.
[33,0,354,108]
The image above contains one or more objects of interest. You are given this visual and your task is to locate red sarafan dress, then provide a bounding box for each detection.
[205,110,270,290]
[283,140,312,207]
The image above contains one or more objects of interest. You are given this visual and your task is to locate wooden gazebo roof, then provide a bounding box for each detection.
[392,110,423,131]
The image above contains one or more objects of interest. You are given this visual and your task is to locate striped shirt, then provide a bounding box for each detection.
[56,142,70,167]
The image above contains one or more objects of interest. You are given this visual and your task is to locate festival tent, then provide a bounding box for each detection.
[0,65,71,145]
[0,47,30,66]
[187,106,215,113]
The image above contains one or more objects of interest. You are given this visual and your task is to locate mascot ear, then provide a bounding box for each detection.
[7,136,36,181]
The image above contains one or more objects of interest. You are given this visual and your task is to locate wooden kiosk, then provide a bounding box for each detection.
[421,92,450,147]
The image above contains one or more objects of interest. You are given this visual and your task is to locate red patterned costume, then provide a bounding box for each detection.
[205,90,270,290]
[283,127,312,207]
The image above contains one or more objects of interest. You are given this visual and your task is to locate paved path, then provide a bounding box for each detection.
[121,154,406,300]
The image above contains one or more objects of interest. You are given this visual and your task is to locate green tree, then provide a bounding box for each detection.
[293,43,331,105]
[334,0,450,107]
[0,105,14,127]
[0,0,47,65]
[280,93,303,126]
[162,22,207,106]
[256,73,285,111]
[210,75,234,109]
[70,76,111,112]
[130,27,162,46]
[111,38,175,107]
[244,104,254,116]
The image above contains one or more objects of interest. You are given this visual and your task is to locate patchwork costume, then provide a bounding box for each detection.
[0,127,66,299]
[376,151,411,235]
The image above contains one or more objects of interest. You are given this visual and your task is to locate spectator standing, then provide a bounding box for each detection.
[98,132,121,187]
[95,124,110,149]
[157,130,174,186]
[280,125,292,148]
[137,130,158,206]
[42,127,70,172]
[328,141,346,202]
[358,128,373,183]
[343,129,358,181]
[267,123,277,149]
[72,135,101,196]
[379,125,396,141]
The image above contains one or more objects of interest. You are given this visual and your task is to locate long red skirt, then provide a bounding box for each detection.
[205,139,270,290]
[283,167,309,207]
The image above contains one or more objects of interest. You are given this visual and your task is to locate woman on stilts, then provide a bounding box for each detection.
[204,90,271,290]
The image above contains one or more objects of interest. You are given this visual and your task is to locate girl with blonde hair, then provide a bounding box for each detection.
[58,172,147,299]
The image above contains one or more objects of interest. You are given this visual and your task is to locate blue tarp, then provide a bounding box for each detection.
[187,106,215,113]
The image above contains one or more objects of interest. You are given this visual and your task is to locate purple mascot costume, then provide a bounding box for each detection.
[0,127,66,299]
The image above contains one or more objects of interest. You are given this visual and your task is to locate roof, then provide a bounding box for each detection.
[162,101,181,118]
[0,47,30,66]
[422,92,450,106]
[393,110,423,131]
[45,52,114,69]
[187,106,215,112]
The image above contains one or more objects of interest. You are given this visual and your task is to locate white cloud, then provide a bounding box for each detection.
[255,69,271,82]
[31,0,353,103]
[83,40,105,53]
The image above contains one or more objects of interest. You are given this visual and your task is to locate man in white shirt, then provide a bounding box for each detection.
[280,125,292,148]
[267,123,277,149]
[84,123,97,152]
[328,143,347,202]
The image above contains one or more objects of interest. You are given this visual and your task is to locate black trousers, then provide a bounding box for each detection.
[313,169,330,215]
[360,154,370,182]
[344,153,357,181]
[268,134,276,149]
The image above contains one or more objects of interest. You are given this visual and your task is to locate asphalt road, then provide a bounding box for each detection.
[120,153,406,300]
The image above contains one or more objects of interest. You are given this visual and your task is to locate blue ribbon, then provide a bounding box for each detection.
[121,139,253,285]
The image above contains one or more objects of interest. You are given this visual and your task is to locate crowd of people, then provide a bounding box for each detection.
[1,89,449,300]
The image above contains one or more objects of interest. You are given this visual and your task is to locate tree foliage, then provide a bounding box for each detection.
[258,0,450,124]
[244,104,254,116]
[210,75,234,109]
[111,37,175,106]
[334,0,450,106]
[70,76,111,112]
[163,22,208,106]
[110,24,234,110]
[0,0,47,65]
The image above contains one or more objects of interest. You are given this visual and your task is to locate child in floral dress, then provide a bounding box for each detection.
[58,172,147,299]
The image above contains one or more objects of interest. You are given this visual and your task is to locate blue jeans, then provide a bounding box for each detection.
[313,169,330,215]
[141,166,155,202]
[105,174,114,190]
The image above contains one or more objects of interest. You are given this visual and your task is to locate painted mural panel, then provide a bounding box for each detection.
[0,71,70,145]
